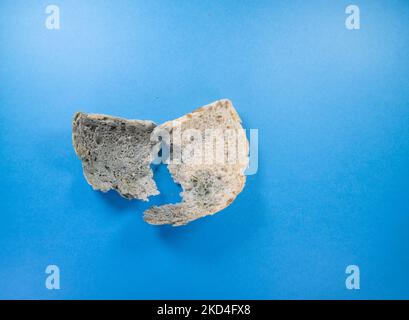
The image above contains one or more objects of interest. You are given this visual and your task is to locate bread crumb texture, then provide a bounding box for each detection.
[72,99,249,226]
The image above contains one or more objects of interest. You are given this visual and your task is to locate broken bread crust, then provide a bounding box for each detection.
[72,112,159,201]
[144,99,249,226]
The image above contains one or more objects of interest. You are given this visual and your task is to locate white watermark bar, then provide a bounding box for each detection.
[150,127,258,175]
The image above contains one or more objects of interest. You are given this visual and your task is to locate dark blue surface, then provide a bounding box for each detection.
[1,0,409,299]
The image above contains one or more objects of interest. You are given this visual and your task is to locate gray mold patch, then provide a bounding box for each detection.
[72,112,159,201]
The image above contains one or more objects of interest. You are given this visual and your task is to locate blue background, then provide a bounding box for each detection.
[1,0,409,299]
